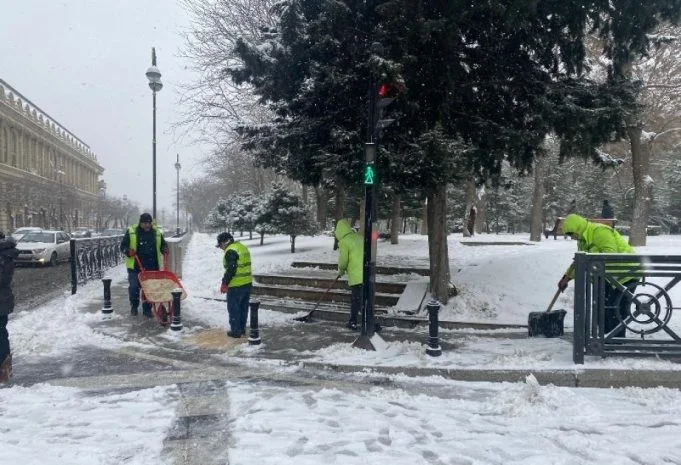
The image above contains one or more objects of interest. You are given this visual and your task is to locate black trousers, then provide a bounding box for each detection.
[127,269,151,312]
[0,315,9,362]
[349,284,362,324]
[604,281,638,338]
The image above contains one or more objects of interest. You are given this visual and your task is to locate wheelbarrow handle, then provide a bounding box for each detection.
[133,253,145,271]
[132,251,169,272]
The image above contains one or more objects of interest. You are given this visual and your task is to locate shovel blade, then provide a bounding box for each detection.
[528,309,567,338]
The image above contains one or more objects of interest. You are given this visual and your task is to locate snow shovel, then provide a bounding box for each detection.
[528,288,567,337]
[294,274,341,322]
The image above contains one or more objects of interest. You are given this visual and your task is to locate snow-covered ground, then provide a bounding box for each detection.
[3,231,681,464]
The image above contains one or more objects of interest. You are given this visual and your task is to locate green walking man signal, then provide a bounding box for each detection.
[364,163,376,185]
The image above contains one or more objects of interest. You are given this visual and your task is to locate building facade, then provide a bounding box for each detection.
[0,79,104,233]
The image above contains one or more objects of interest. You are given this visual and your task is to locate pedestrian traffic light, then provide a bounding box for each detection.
[364,164,376,185]
[375,82,404,136]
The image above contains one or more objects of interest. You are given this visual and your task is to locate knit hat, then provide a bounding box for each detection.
[216,232,234,247]
[139,213,153,224]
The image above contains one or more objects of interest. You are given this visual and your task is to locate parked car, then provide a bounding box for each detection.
[11,226,42,241]
[15,230,71,266]
[72,227,93,238]
[99,228,124,237]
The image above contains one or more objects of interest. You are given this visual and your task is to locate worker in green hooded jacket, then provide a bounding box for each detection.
[558,213,637,337]
[335,219,363,330]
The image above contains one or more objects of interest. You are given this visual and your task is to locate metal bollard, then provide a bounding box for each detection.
[102,278,113,316]
[170,288,183,331]
[248,300,261,345]
[425,300,442,357]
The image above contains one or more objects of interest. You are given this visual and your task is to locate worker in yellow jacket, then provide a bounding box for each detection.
[558,214,636,337]
[335,219,363,330]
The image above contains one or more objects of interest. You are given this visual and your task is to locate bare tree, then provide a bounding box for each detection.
[177,0,277,143]
[588,25,681,245]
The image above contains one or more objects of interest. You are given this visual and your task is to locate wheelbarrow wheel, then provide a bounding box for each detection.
[160,305,169,325]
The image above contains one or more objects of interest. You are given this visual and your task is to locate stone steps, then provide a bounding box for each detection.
[253,273,405,294]
[251,283,400,307]
[291,261,431,276]
[254,297,525,331]
[250,262,523,331]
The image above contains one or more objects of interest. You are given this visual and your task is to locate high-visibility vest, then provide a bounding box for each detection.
[224,241,252,287]
[125,226,163,270]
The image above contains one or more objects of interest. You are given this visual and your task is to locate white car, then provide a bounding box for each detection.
[16,230,71,266]
[11,226,42,241]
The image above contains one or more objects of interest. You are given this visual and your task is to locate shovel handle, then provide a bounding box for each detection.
[546,288,561,313]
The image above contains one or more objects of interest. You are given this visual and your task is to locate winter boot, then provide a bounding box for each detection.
[346,320,358,331]
[142,303,153,318]
[130,304,139,316]
[0,353,12,383]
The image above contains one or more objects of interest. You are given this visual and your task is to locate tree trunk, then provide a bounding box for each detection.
[314,186,328,230]
[334,177,346,222]
[474,183,488,234]
[301,184,308,206]
[628,125,651,247]
[260,231,264,245]
[463,180,476,237]
[290,235,296,253]
[390,193,400,244]
[420,199,428,235]
[427,184,451,304]
[333,179,346,250]
[529,154,547,242]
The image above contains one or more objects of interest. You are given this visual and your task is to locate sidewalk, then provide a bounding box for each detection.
[14,281,681,392]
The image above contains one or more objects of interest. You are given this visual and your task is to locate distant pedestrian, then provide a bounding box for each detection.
[0,231,19,383]
[335,219,363,330]
[601,199,615,219]
[558,214,636,337]
[217,232,252,338]
[120,213,168,317]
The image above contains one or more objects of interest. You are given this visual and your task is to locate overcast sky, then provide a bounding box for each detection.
[0,0,209,222]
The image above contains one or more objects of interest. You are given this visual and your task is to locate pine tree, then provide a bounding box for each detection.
[265,183,318,252]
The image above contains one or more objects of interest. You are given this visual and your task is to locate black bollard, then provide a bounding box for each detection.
[425,299,442,357]
[170,288,183,331]
[102,278,113,316]
[248,300,261,345]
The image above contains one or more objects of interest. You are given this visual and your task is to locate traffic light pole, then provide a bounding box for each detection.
[353,81,380,351]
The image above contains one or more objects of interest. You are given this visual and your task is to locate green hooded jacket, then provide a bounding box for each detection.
[561,214,636,282]
[335,219,363,286]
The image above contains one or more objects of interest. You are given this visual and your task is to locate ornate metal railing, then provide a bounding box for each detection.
[70,235,123,294]
[573,252,681,364]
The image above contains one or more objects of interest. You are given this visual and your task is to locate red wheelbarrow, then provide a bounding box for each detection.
[134,253,187,326]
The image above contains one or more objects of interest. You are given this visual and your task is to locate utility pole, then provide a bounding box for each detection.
[175,153,181,236]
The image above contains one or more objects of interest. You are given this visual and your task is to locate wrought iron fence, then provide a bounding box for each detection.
[573,252,681,364]
[70,235,123,294]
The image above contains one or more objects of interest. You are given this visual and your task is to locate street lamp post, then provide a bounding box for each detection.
[54,164,65,230]
[174,153,181,236]
[145,47,163,220]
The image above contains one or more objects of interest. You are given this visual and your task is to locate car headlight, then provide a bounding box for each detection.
[32,249,46,254]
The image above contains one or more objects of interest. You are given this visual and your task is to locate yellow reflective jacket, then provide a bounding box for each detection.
[335,219,363,286]
[562,214,637,283]
[223,241,252,287]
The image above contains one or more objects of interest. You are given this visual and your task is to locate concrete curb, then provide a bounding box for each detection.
[298,361,681,389]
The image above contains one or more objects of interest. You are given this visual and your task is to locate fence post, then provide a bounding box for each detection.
[426,299,442,357]
[70,239,77,294]
[170,288,183,331]
[248,300,261,345]
[573,252,586,364]
[101,278,113,317]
